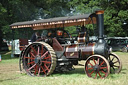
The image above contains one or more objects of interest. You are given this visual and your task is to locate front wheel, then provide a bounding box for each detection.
[108,53,122,73]
[85,55,110,79]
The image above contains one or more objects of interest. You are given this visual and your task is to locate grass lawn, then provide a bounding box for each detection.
[0,51,128,85]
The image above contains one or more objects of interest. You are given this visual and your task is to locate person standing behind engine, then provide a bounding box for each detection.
[30,32,41,42]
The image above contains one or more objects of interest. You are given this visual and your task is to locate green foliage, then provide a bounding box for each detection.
[65,26,77,36]
[0,0,128,40]
[68,0,100,14]
[103,0,128,37]
[68,0,128,37]
[0,0,71,40]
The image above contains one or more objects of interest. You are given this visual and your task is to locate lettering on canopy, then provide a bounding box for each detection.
[10,13,97,30]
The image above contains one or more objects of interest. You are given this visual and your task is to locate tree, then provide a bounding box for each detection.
[0,0,128,44]
[68,0,128,37]
[0,0,71,40]
[0,3,8,50]
[98,0,128,37]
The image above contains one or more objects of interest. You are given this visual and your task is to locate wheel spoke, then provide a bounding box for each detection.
[88,68,93,70]
[44,56,51,60]
[38,67,41,76]
[30,45,37,55]
[41,66,46,74]
[89,62,93,67]
[90,70,94,77]
[28,61,35,65]
[24,56,35,60]
[111,56,115,61]
[41,45,44,55]
[42,61,51,64]
[93,59,96,65]
[101,70,106,75]
[37,46,40,55]
[108,56,111,61]
[112,66,115,71]
[113,61,119,64]
[97,58,99,64]
[113,65,120,68]
[98,72,102,78]
[100,67,107,69]
[34,65,38,75]
[41,51,48,58]
[100,61,105,66]
[44,64,49,71]
[94,73,97,79]
[28,64,36,71]
[30,52,36,57]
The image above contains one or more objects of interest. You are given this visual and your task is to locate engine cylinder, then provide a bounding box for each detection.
[77,32,89,43]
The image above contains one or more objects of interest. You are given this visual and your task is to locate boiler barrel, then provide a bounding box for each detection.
[80,42,109,60]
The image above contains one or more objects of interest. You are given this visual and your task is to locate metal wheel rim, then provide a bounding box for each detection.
[85,55,110,79]
[19,50,25,73]
[22,42,56,77]
[108,53,122,74]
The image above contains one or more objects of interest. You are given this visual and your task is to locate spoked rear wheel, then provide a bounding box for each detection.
[19,50,25,73]
[108,53,122,73]
[22,42,56,77]
[85,55,110,79]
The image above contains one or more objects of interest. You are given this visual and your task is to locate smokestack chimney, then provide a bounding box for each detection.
[95,10,104,41]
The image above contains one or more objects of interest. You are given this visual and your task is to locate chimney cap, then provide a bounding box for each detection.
[95,10,104,14]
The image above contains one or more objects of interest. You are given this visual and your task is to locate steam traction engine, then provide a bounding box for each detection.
[10,10,122,79]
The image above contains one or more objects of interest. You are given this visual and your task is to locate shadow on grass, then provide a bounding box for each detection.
[0,77,20,82]
[109,68,127,74]
[52,67,85,77]
[52,67,125,79]
[67,67,85,74]
[120,68,127,74]
[107,68,126,79]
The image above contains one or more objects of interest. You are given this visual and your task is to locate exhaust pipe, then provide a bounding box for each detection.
[96,10,105,43]
[93,10,110,57]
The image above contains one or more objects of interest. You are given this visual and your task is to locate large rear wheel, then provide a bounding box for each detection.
[22,42,56,76]
[19,50,25,73]
[85,55,110,79]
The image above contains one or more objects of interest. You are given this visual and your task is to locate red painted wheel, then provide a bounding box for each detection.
[22,42,56,76]
[85,55,110,79]
[108,53,122,73]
